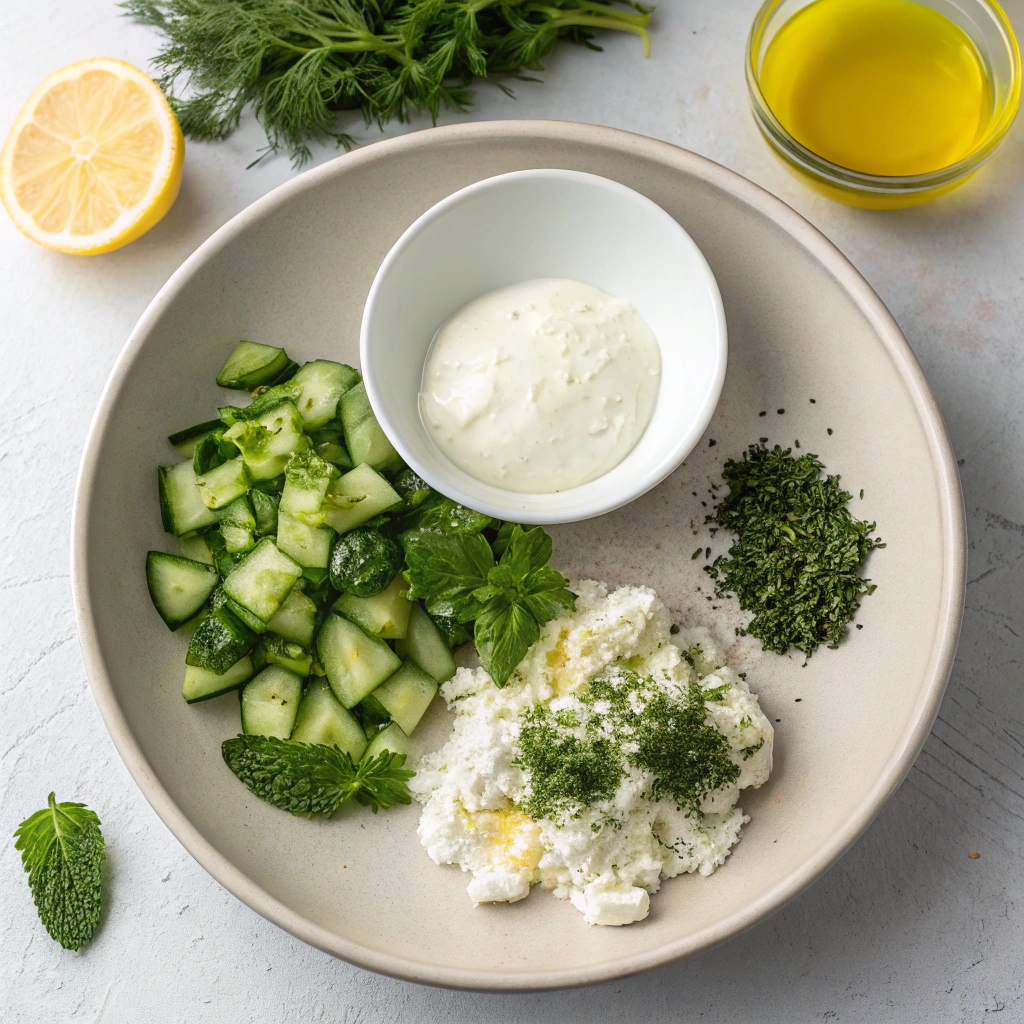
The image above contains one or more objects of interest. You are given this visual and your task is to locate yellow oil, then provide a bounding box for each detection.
[760,0,993,176]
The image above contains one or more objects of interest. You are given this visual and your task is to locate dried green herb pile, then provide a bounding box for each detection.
[124,0,653,165]
[705,444,884,657]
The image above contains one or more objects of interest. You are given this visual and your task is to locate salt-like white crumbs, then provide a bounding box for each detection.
[409,581,774,926]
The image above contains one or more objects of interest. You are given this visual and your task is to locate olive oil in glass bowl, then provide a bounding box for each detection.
[746,0,1021,208]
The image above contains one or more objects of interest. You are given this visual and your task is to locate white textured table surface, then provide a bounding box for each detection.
[3,1,1023,1020]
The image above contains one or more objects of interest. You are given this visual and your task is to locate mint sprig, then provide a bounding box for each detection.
[222,736,414,816]
[402,524,575,686]
[14,794,105,951]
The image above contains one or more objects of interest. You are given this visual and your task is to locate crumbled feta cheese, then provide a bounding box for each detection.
[409,582,774,926]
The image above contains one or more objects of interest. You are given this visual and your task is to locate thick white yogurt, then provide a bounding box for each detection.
[419,279,661,493]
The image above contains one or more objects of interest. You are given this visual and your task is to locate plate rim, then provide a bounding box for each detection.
[70,119,966,992]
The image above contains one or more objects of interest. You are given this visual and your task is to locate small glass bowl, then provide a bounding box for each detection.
[746,0,1022,208]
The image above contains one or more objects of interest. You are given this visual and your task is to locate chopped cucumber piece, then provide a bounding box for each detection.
[392,468,433,511]
[319,463,400,534]
[196,456,250,510]
[241,666,304,738]
[317,613,401,708]
[224,400,308,480]
[329,528,402,597]
[290,678,368,760]
[266,587,317,647]
[218,496,257,554]
[281,449,334,515]
[363,722,411,761]
[340,381,402,473]
[313,440,352,469]
[146,552,219,630]
[178,533,215,565]
[222,538,302,630]
[186,604,258,674]
[358,693,392,733]
[396,602,457,683]
[258,633,313,676]
[217,341,293,391]
[365,659,438,735]
[333,574,411,639]
[250,488,280,536]
[182,655,254,703]
[218,380,301,425]
[276,509,333,569]
[159,462,221,536]
[290,360,360,429]
[168,419,224,458]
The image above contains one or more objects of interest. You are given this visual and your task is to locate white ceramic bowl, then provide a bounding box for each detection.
[360,169,727,524]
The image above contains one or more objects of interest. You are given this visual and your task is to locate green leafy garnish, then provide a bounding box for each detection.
[123,0,653,166]
[402,523,574,686]
[705,443,884,656]
[14,794,105,951]
[222,735,414,815]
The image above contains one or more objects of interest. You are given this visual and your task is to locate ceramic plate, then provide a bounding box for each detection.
[71,121,965,991]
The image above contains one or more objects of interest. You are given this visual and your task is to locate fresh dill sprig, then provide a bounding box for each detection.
[222,735,414,816]
[14,794,105,951]
[705,443,885,657]
[123,0,653,165]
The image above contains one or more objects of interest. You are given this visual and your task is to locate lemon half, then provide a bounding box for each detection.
[0,57,184,255]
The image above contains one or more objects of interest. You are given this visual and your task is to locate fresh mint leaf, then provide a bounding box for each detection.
[402,495,493,535]
[475,598,541,687]
[401,529,493,621]
[403,523,575,687]
[492,520,541,560]
[14,794,105,951]
[520,566,577,623]
[222,736,413,816]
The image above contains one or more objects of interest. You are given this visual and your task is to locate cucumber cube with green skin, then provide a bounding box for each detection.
[241,666,304,739]
[317,613,401,708]
[281,449,335,516]
[313,441,352,469]
[266,587,317,647]
[333,574,411,639]
[168,419,224,459]
[224,400,308,480]
[340,382,403,473]
[218,496,257,554]
[365,659,438,735]
[250,488,280,536]
[159,462,221,536]
[182,655,254,704]
[358,693,392,731]
[396,602,457,683]
[217,341,293,391]
[363,722,411,762]
[290,360,360,429]
[318,464,401,534]
[276,509,334,569]
[146,552,219,630]
[186,604,258,674]
[196,456,250,510]
[223,538,303,630]
[289,678,368,760]
[259,633,313,676]
[178,533,215,566]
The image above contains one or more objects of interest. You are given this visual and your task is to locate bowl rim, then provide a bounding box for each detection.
[745,0,1022,196]
[71,119,966,992]
[359,167,728,524]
